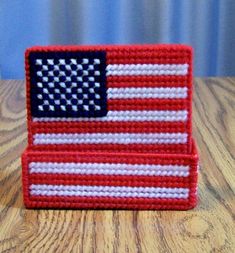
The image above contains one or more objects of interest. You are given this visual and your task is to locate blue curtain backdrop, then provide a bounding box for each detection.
[0,0,235,78]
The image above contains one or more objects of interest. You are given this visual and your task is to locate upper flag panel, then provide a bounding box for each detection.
[25,45,192,154]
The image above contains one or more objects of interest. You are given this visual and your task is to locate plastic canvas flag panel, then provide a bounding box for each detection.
[22,45,199,210]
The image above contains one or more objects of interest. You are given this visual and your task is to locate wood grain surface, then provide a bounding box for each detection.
[0,78,234,253]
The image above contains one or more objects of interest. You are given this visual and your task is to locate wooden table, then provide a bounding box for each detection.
[0,78,234,253]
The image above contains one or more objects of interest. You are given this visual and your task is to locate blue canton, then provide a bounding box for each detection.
[29,51,107,117]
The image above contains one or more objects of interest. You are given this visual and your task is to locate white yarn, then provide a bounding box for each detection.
[33,132,188,145]
[107,87,188,99]
[106,64,189,76]
[29,162,190,177]
[30,184,189,199]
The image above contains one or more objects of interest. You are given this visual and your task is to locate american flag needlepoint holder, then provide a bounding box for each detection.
[22,45,199,210]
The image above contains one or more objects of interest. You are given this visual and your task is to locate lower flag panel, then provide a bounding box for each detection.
[22,140,198,210]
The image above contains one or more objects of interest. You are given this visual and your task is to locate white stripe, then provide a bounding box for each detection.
[29,162,190,177]
[107,87,188,99]
[106,64,189,76]
[30,184,189,199]
[33,133,188,145]
[33,110,188,122]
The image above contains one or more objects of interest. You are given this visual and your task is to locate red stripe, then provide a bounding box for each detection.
[26,196,196,211]
[26,45,192,65]
[31,122,187,134]
[107,76,189,88]
[22,146,198,165]
[108,99,188,110]
[28,143,189,154]
[29,174,195,187]
[26,44,191,52]
[107,48,191,64]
